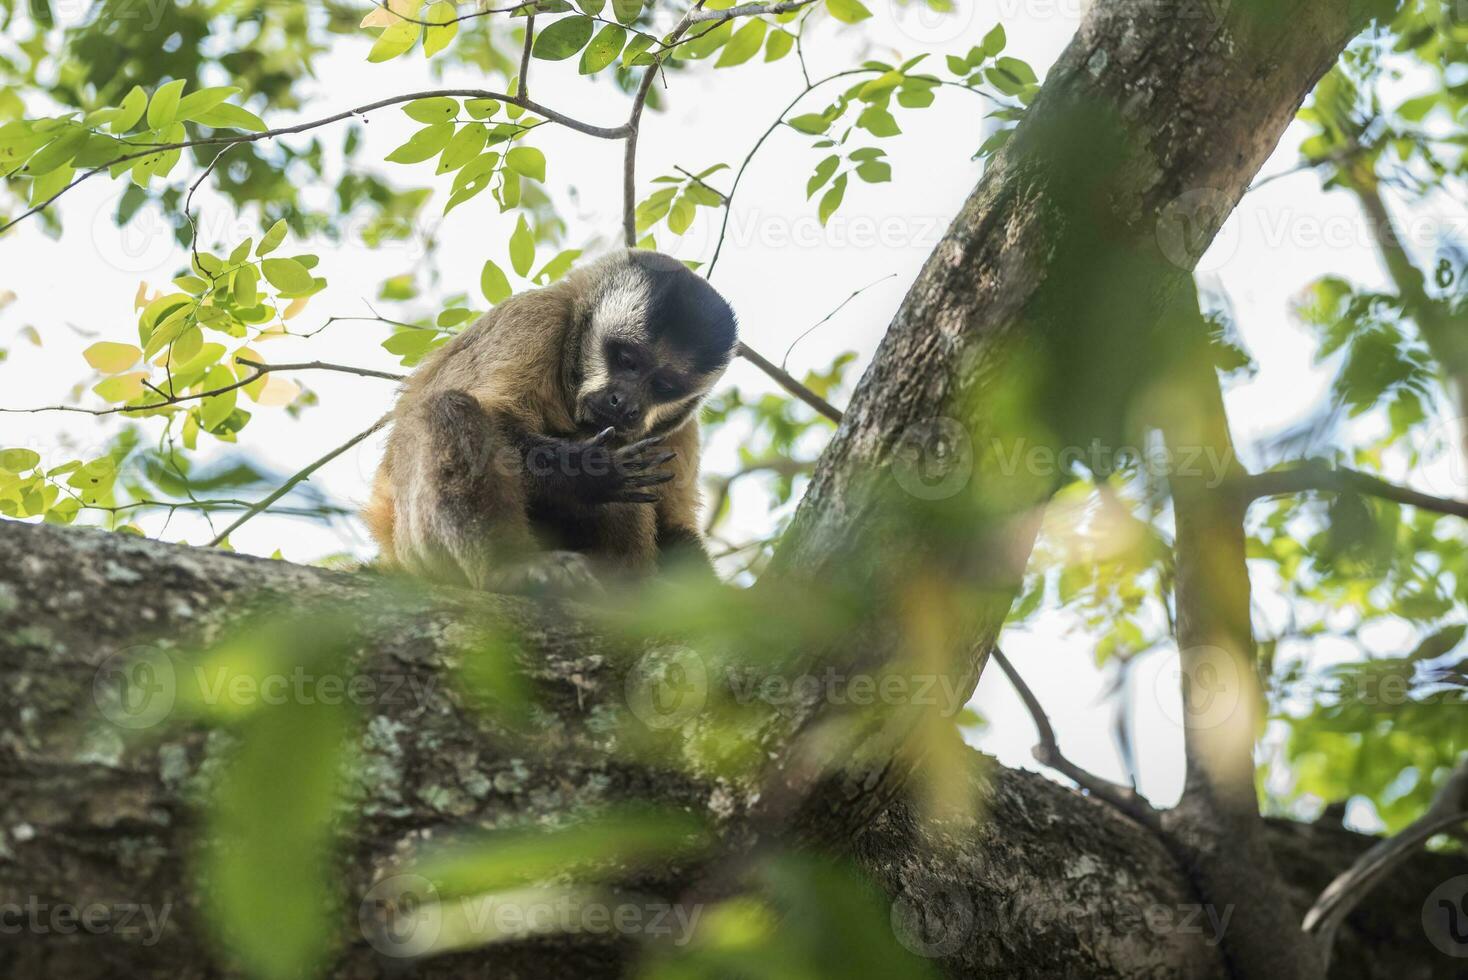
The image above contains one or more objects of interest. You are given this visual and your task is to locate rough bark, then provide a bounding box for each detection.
[2,520,1464,979]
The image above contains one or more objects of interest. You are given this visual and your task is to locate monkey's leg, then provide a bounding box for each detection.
[655,522,720,582]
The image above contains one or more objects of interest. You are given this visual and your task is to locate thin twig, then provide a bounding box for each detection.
[1242,461,1468,519]
[990,646,1162,830]
[673,165,729,203]
[374,0,540,27]
[703,457,811,534]
[780,272,895,370]
[205,417,387,547]
[1303,756,1468,965]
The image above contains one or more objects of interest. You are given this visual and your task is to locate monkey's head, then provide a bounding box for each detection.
[572,250,737,440]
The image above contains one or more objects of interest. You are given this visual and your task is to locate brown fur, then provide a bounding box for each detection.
[364,252,716,589]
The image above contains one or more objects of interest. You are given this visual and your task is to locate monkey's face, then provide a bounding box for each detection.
[574,253,737,440]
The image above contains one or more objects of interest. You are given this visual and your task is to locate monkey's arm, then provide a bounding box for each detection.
[653,422,719,580]
[518,427,676,506]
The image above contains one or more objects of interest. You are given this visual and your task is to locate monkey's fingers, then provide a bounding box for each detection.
[618,434,666,456]
[588,427,617,447]
[623,470,676,489]
[619,449,678,472]
[617,491,659,504]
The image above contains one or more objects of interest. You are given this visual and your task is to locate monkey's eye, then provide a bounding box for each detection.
[612,345,638,371]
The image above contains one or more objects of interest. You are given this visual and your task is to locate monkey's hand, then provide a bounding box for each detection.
[527,427,676,505]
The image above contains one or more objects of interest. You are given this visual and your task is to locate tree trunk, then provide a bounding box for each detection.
[1,520,1462,979]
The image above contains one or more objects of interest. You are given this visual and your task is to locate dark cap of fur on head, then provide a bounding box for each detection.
[616,250,739,373]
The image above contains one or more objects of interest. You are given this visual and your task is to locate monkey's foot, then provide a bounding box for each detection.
[490,551,604,599]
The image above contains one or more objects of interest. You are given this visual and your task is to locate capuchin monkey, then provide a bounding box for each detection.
[363,249,738,594]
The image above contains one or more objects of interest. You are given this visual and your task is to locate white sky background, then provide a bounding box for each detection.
[2,1,1463,824]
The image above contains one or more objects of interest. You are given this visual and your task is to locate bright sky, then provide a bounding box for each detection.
[2,2,1461,823]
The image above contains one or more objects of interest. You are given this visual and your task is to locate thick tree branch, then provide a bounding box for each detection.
[1303,755,1468,964]
[1242,460,1468,518]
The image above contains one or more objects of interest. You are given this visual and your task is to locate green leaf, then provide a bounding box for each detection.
[788,113,831,135]
[579,23,627,74]
[667,196,695,234]
[191,103,267,132]
[508,215,535,277]
[855,160,891,182]
[423,1,459,57]
[93,372,146,403]
[856,105,900,137]
[0,448,41,472]
[112,86,147,133]
[385,122,455,164]
[533,248,581,284]
[234,264,259,307]
[621,33,655,66]
[611,0,642,25]
[84,341,142,374]
[196,618,357,980]
[438,123,488,173]
[481,258,512,304]
[995,56,1037,84]
[715,20,766,68]
[532,15,594,60]
[146,79,187,130]
[177,86,242,122]
[765,30,794,62]
[825,0,871,23]
[465,98,501,119]
[261,258,313,295]
[974,127,1012,158]
[382,329,437,358]
[404,97,458,123]
[980,23,1006,58]
[818,172,847,225]
[26,126,86,174]
[257,219,288,257]
[576,0,606,12]
[505,145,546,181]
[368,20,421,62]
[807,155,839,198]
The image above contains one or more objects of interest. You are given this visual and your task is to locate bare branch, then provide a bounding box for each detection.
[519,12,536,101]
[233,357,406,383]
[205,417,387,548]
[1242,461,1468,519]
[1304,755,1468,964]
[990,647,1162,830]
[703,457,811,535]
[2,88,629,235]
[736,342,842,423]
[685,0,819,23]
